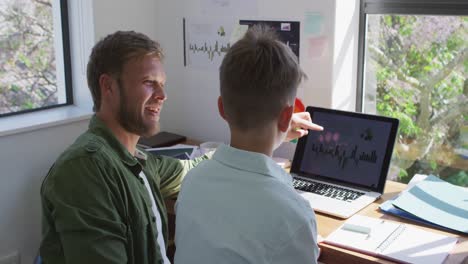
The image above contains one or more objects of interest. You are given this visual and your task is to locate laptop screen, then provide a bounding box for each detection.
[291,107,399,193]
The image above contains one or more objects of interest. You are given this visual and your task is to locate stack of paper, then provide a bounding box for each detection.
[324,215,458,264]
[380,175,468,234]
[147,144,198,160]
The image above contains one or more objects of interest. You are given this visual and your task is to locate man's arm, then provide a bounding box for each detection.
[153,152,213,199]
[41,157,127,264]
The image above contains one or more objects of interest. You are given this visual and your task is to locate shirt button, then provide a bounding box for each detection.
[152,216,156,222]
[139,178,144,184]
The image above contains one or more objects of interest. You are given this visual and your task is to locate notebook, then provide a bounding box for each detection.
[324,215,458,264]
[291,106,399,218]
[138,131,186,148]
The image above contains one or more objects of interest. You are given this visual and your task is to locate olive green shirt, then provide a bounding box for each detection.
[40,116,209,264]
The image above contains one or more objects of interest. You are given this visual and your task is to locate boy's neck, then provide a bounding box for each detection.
[229,126,281,157]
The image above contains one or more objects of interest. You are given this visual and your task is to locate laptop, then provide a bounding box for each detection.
[291,106,399,218]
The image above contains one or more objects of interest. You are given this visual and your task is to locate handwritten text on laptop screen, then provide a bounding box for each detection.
[300,112,393,188]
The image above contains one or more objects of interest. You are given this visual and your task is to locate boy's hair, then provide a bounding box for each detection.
[219,24,305,131]
[87,31,164,112]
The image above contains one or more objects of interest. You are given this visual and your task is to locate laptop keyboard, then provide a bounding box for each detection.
[293,178,365,202]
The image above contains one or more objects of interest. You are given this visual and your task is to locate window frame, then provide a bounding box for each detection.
[356,0,468,112]
[0,0,73,118]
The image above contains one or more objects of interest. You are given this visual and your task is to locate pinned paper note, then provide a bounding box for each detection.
[307,36,328,59]
[229,24,248,45]
[304,12,324,36]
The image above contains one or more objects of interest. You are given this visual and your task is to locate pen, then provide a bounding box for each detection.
[341,223,371,235]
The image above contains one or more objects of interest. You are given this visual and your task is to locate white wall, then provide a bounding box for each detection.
[0,0,360,263]
[0,121,89,263]
[0,0,94,262]
[93,0,158,41]
[156,0,360,157]
[157,0,339,145]
[0,0,160,263]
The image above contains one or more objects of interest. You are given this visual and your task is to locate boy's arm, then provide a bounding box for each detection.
[270,221,319,264]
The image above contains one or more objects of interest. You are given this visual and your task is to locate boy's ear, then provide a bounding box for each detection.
[278,105,294,133]
[217,96,227,120]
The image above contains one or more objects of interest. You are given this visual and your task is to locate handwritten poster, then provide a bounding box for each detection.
[184,17,234,69]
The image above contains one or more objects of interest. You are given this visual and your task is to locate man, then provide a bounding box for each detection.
[174,25,321,263]
[40,30,321,264]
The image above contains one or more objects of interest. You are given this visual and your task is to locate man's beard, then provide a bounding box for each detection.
[117,82,160,138]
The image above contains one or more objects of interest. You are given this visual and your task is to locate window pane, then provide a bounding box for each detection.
[0,0,70,116]
[362,14,468,187]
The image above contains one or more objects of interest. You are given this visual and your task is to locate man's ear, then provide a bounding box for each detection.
[278,105,294,133]
[99,74,116,96]
[218,96,227,120]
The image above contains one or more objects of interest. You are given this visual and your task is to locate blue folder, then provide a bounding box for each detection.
[379,196,455,233]
[380,174,468,234]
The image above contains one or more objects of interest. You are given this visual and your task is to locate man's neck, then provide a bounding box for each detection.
[96,112,139,155]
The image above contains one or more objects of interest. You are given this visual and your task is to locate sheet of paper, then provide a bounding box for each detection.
[304,12,324,36]
[326,215,399,252]
[307,36,328,59]
[392,175,468,234]
[383,225,458,264]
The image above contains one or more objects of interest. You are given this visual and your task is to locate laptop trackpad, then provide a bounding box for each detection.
[298,191,377,218]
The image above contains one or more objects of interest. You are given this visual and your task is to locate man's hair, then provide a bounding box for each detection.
[87,31,164,111]
[219,25,305,131]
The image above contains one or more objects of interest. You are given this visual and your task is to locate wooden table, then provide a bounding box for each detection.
[317,181,468,264]
[165,180,467,263]
[162,138,467,263]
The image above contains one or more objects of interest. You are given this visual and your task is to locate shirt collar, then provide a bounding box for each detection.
[88,115,146,167]
[212,144,292,185]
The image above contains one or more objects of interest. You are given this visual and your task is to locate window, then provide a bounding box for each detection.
[0,0,71,117]
[357,0,467,187]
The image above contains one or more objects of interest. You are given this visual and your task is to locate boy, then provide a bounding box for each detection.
[174,25,320,263]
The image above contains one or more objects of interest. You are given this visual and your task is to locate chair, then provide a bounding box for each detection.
[33,253,42,264]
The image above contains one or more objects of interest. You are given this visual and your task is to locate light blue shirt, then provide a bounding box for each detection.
[174,144,319,264]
